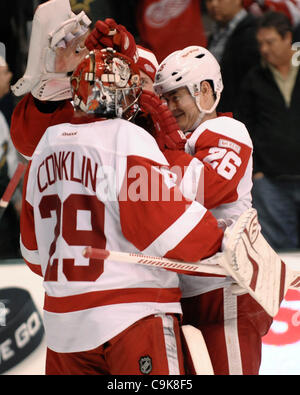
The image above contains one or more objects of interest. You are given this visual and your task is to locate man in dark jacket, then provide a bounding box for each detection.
[206,0,260,114]
[237,11,300,250]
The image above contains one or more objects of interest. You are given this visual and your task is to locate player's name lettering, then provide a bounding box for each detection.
[218,138,241,154]
[37,151,97,193]
[36,152,193,203]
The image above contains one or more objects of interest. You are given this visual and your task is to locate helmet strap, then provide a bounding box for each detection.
[194,90,221,116]
[185,90,220,132]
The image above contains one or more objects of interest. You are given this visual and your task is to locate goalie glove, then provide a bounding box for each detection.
[85,18,139,63]
[139,90,187,151]
[11,0,91,101]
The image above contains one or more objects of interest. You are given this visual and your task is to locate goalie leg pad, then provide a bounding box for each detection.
[221,208,295,317]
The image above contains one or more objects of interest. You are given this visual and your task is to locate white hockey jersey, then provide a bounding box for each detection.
[167,115,254,297]
[21,116,223,353]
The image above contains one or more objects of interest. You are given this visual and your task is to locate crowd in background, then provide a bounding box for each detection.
[1,0,300,259]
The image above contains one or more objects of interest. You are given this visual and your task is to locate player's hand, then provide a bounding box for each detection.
[85,18,138,62]
[139,90,187,151]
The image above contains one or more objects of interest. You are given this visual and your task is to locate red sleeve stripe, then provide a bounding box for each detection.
[142,200,207,257]
[23,258,43,277]
[20,239,41,267]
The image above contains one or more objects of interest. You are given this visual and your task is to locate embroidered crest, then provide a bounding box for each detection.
[139,355,152,374]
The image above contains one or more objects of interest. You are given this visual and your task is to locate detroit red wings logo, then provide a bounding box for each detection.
[145,0,191,28]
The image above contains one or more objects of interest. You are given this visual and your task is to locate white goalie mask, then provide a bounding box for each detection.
[153,46,223,114]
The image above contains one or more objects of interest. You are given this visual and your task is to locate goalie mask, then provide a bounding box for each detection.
[153,46,223,114]
[71,48,141,119]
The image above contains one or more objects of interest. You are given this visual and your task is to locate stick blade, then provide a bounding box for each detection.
[181,325,214,375]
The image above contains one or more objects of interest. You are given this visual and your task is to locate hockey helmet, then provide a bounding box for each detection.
[71,48,141,119]
[153,46,223,114]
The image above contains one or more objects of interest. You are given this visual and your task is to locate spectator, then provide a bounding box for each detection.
[205,0,260,114]
[236,11,300,250]
[0,56,22,259]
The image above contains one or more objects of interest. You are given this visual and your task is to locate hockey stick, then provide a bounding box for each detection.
[181,325,214,375]
[83,209,300,317]
[82,246,300,291]
[82,246,227,276]
[0,162,27,222]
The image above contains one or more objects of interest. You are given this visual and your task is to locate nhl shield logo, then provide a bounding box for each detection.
[139,355,152,374]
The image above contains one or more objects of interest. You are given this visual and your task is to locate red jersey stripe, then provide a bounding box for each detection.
[44,287,182,313]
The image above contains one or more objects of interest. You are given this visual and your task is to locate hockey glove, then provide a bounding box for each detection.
[85,18,139,63]
[11,0,91,101]
[139,90,187,151]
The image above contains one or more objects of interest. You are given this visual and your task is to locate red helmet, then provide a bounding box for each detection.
[71,48,141,119]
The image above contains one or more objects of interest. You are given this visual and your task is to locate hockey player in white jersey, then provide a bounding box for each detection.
[151,46,273,375]
[20,48,226,375]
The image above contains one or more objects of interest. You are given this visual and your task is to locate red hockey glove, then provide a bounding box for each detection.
[85,18,138,62]
[139,90,187,151]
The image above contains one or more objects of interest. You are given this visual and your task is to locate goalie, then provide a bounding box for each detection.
[11,0,223,375]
